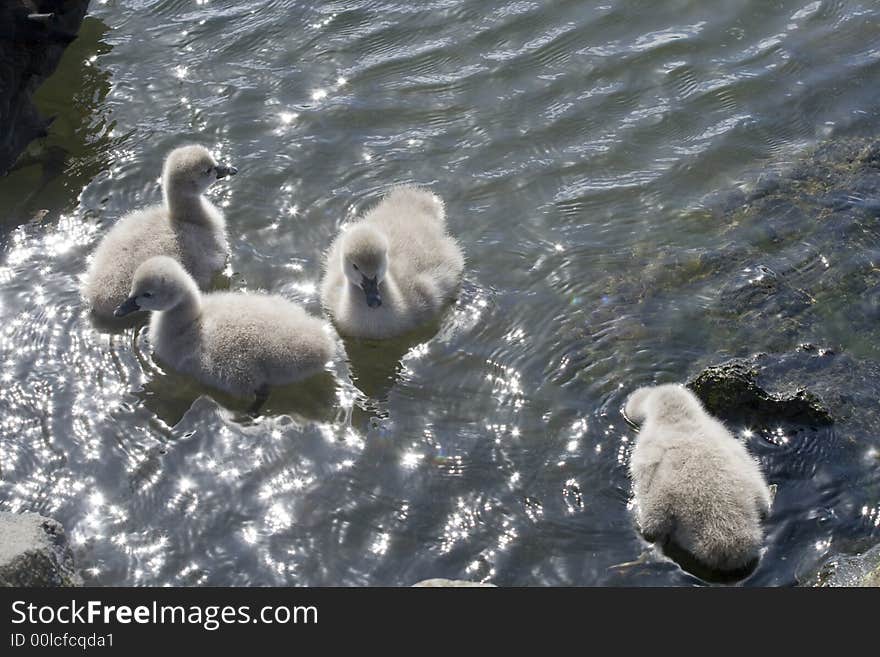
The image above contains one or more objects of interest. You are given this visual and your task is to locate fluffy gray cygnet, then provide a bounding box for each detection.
[83,145,236,320]
[320,185,464,339]
[624,384,772,572]
[115,256,335,399]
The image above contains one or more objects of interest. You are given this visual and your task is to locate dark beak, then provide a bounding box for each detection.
[361,276,381,308]
[113,296,141,318]
[215,163,238,179]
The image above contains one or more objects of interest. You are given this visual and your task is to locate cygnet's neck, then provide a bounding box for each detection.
[652,400,702,426]
[162,284,203,328]
[164,184,211,225]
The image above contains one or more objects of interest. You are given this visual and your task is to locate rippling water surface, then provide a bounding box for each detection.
[2,0,880,586]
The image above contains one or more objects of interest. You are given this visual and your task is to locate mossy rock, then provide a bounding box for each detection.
[688,354,833,428]
[689,346,880,442]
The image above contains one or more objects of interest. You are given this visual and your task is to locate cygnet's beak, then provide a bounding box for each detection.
[215,163,238,179]
[113,296,141,318]
[361,275,382,308]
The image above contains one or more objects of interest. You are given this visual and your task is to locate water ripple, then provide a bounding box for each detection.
[1,0,880,586]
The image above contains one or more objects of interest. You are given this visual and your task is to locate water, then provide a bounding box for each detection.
[1,0,879,586]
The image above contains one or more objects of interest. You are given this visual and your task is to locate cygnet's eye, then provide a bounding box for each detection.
[352,264,359,271]
[142,292,153,298]
[204,167,213,176]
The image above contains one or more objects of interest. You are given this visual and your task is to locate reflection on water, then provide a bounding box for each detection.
[1,0,880,585]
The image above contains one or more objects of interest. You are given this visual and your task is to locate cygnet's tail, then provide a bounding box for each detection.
[82,268,128,320]
[689,515,764,573]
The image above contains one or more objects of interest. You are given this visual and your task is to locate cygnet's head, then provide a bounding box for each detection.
[341,224,388,309]
[114,256,197,317]
[162,144,237,197]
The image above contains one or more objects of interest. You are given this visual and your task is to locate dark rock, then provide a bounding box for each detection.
[688,353,833,428]
[0,511,80,587]
[689,349,880,435]
[0,1,91,175]
[691,352,825,427]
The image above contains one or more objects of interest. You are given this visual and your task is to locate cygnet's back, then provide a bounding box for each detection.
[364,185,463,295]
[626,384,771,572]
[188,292,333,395]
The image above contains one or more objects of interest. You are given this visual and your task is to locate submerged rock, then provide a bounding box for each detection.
[0,1,91,174]
[717,264,813,318]
[812,542,880,587]
[0,512,79,587]
[411,579,496,587]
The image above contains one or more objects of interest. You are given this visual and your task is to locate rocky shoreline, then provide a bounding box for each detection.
[0,0,91,175]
